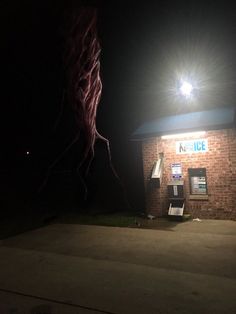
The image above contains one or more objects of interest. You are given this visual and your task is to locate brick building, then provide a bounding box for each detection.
[132,107,236,219]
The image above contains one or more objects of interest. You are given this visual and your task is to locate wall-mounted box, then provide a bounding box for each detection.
[167,181,184,199]
[150,155,164,188]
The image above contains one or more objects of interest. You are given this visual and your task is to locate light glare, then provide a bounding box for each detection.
[180,81,193,97]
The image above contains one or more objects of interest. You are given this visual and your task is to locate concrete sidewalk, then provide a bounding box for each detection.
[0,220,235,313]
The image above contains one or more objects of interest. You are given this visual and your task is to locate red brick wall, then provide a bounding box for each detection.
[142,128,236,219]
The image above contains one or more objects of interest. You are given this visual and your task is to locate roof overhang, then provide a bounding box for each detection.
[131,107,236,141]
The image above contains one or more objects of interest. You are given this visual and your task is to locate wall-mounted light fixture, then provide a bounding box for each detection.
[161,131,206,139]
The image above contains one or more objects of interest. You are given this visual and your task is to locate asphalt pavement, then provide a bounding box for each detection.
[0,220,235,314]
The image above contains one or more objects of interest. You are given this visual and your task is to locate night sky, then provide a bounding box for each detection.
[1,0,235,213]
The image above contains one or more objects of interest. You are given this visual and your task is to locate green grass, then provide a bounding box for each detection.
[0,211,139,239]
[57,212,137,228]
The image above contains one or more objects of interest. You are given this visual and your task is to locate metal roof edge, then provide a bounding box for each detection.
[130,106,236,141]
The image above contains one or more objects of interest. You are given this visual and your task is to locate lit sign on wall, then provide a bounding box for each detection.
[176,139,208,154]
[171,163,182,179]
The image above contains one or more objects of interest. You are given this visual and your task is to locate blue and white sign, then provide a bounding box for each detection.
[171,163,182,179]
[176,139,208,154]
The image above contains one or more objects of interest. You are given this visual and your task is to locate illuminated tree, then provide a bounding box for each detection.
[39,7,119,199]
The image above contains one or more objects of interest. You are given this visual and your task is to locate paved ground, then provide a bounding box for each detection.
[0,219,235,314]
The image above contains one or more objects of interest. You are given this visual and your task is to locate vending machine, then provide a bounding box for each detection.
[168,163,185,217]
[168,181,185,217]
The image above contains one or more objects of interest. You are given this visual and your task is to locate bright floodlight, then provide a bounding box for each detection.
[180,81,193,97]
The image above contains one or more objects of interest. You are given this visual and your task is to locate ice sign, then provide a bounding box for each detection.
[176,139,208,154]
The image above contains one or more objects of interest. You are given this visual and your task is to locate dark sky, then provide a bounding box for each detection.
[1,0,235,150]
[1,0,235,210]
[99,1,236,128]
